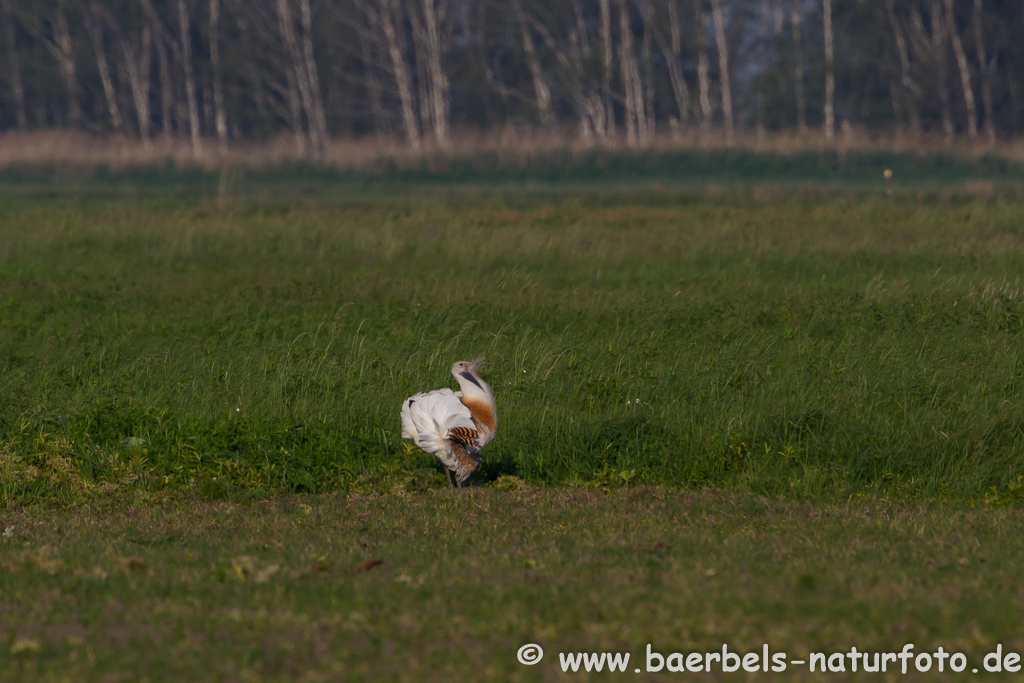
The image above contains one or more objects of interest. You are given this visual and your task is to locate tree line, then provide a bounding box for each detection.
[2,0,1023,158]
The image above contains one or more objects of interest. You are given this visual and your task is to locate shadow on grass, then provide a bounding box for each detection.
[473,456,519,484]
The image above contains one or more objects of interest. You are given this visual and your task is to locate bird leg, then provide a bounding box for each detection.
[445,468,454,489]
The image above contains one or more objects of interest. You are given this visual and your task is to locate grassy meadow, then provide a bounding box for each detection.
[4,490,1024,681]
[3,151,1024,679]
[3,174,1024,503]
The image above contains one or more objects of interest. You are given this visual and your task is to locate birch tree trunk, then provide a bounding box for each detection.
[412,20,431,136]
[52,7,80,127]
[178,0,201,155]
[536,0,603,141]
[618,0,638,146]
[943,0,976,138]
[155,32,172,138]
[884,0,921,136]
[83,3,121,131]
[822,0,835,140]
[790,0,806,132]
[919,1,953,138]
[756,0,770,138]
[696,2,711,131]
[427,0,449,146]
[119,26,152,145]
[906,1,954,137]
[972,0,994,144]
[28,3,81,128]
[513,0,554,129]
[277,0,322,157]
[600,0,613,136]
[661,0,690,126]
[138,0,173,137]
[276,0,305,146]
[284,65,305,155]
[210,0,228,154]
[298,0,328,155]
[378,0,420,148]
[2,0,27,132]
[710,0,733,142]
[356,15,388,135]
[410,0,449,146]
[639,0,655,144]
[571,0,606,139]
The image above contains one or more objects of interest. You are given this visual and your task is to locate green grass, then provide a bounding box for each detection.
[2,489,1023,681]
[1,147,1024,215]
[3,148,1024,192]
[4,161,1024,680]
[2,184,1024,504]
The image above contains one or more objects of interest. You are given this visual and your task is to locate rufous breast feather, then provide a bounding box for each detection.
[460,397,496,434]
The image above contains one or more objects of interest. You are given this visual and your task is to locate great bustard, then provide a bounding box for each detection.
[400,358,497,488]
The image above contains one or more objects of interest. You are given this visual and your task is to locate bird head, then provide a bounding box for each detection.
[451,357,489,394]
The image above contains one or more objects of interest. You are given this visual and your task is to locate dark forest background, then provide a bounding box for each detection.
[1,0,1022,159]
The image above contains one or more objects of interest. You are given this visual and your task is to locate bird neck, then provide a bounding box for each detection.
[457,374,494,407]
[459,379,497,436]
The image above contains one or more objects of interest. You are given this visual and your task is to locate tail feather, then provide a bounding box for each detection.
[416,428,448,456]
[401,388,475,457]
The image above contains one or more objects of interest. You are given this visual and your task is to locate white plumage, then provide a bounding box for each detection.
[401,388,474,459]
[401,358,497,487]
